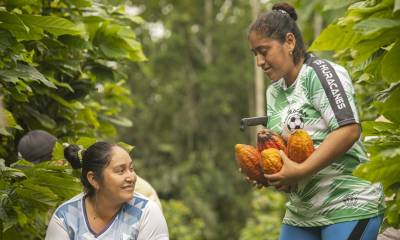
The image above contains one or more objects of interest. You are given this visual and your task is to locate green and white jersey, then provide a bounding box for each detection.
[266,58,385,227]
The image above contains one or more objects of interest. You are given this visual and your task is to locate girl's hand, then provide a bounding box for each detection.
[264,150,305,186]
[239,168,265,189]
[275,184,291,193]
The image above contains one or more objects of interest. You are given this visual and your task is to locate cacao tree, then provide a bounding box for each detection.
[0,0,146,238]
[309,0,400,228]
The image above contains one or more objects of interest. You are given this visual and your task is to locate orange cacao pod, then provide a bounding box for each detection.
[287,129,314,163]
[261,148,283,174]
[257,128,287,153]
[235,144,268,185]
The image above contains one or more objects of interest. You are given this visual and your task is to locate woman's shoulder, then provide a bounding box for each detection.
[53,192,85,217]
[125,192,153,211]
[122,193,161,219]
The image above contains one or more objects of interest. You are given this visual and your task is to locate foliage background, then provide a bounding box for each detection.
[1,0,399,239]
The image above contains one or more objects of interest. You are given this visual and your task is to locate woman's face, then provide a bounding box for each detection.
[97,146,137,204]
[249,31,295,81]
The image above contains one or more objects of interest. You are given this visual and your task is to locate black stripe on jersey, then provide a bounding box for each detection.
[307,57,356,126]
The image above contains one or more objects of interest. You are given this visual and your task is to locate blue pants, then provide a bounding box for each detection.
[279,215,383,240]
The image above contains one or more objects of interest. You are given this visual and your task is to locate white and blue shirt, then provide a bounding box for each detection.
[45,192,169,240]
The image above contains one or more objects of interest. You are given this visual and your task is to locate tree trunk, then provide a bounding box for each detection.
[250,0,265,144]
[204,0,213,65]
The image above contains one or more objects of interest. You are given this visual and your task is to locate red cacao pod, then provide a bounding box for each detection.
[235,144,268,186]
[257,128,287,153]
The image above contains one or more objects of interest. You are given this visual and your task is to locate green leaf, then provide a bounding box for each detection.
[25,175,80,198]
[309,24,362,51]
[0,11,35,41]
[5,0,40,8]
[381,41,400,83]
[117,142,135,153]
[68,0,92,8]
[375,87,400,123]
[104,116,132,127]
[0,63,56,88]
[82,108,100,128]
[76,137,97,148]
[395,0,400,13]
[353,155,400,188]
[46,93,74,109]
[3,109,17,129]
[15,182,58,208]
[0,165,26,180]
[24,106,56,129]
[361,121,398,136]
[12,206,28,225]
[19,14,80,37]
[353,18,400,37]
[51,142,64,161]
[322,0,358,11]
[352,28,400,65]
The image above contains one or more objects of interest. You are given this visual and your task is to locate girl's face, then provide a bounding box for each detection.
[249,31,295,82]
[97,146,137,204]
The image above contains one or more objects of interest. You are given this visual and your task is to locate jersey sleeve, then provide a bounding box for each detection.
[45,214,70,240]
[308,59,360,131]
[137,200,169,240]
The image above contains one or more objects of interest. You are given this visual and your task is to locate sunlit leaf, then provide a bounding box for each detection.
[381,41,400,83]
[19,14,80,36]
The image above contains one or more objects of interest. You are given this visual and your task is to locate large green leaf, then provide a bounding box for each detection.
[374,87,400,123]
[0,63,56,88]
[24,175,80,199]
[381,41,400,83]
[353,18,400,37]
[340,0,394,25]
[0,11,36,41]
[94,23,147,61]
[24,106,57,129]
[361,120,398,136]
[309,24,362,51]
[15,182,58,208]
[322,0,359,11]
[354,155,400,190]
[0,162,26,180]
[352,28,400,65]
[19,14,81,37]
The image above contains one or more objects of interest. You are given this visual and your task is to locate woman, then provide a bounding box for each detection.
[247,3,385,240]
[45,142,169,240]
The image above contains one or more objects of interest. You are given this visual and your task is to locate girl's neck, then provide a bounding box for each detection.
[284,57,304,87]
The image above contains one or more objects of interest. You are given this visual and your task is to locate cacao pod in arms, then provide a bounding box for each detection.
[235,144,268,186]
[261,148,283,174]
[287,129,314,163]
[257,128,287,153]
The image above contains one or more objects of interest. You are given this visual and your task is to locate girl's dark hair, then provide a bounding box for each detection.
[64,142,115,197]
[248,2,306,64]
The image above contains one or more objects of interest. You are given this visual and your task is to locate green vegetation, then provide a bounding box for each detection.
[0,0,399,239]
[310,0,400,228]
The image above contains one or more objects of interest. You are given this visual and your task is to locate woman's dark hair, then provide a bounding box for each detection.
[64,142,115,197]
[248,2,306,64]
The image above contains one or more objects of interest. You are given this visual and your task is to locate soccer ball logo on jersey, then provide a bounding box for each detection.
[282,108,306,139]
[287,114,304,132]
